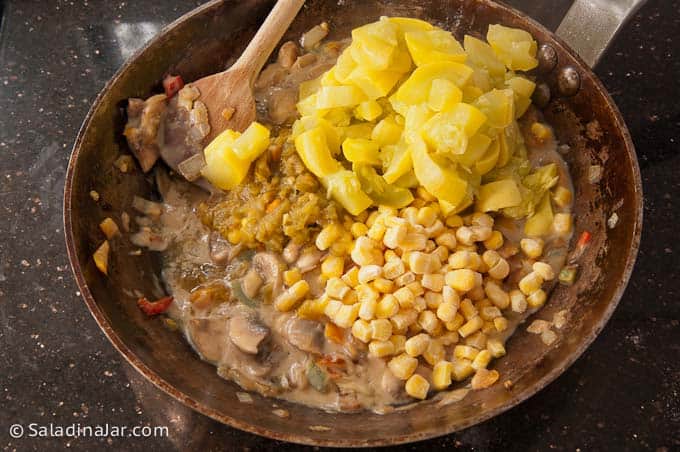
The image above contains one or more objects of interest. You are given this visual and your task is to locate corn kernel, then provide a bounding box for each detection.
[405,333,431,357]
[435,232,457,250]
[432,245,449,263]
[552,186,573,208]
[448,250,471,269]
[493,316,508,332]
[394,286,415,308]
[527,289,547,308]
[510,290,528,313]
[418,310,441,335]
[424,291,443,310]
[445,313,465,331]
[436,300,458,323]
[390,335,407,354]
[408,251,436,274]
[399,233,428,251]
[483,231,504,250]
[459,316,484,338]
[488,259,510,280]
[423,339,445,366]
[519,271,544,295]
[464,331,487,349]
[520,238,544,259]
[456,226,476,245]
[370,318,393,342]
[405,374,430,400]
[486,338,506,358]
[351,222,368,238]
[481,320,496,334]
[409,322,423,334]
[359,298,377,320]
[445,214,464,228]
[439,331,459,345]
[341,266,360,288]
[553,213,573,235]
[394,271,416,287]
[381,261,403,282]
[476,298,493,310]
[367,222,387,242]
[432,361,454,390]
[454,345,479,360]
[446,269,477,292]
[320,256,344,280]
[283,268,302,286]
[480,306,502,321]
[369,340,395,358]
[533,262,556,280]
[274,280,310,312]
[471,349,492,370]
[388,353,419,380]
[356,283,379,303]
[324,299,343,318]
[442,286,460,306]
[530,121,552,141]
[406,281,425,297]
[373,278,395,294]
[391,309,418,332]
[459,298,478,320]
[334,303,360,328]
[415,206,436,227]
[358,265,382,284]
[422,273,445,292]
[413,296,427,312]
[451,359,474,381]
[326,277,350,299]
[351,236,383,266]
[351,319,372,343]
[471,368,499,390]
[484,281,510,309]
[342,290,358,305]
[316,224,342,251]
[376,294,399,318]
[366,210,380,228]
[383,224,407,249]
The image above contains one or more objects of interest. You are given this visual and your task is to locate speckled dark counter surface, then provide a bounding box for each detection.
[1,1,678,451]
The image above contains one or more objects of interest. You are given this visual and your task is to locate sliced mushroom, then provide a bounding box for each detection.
[295,249,324,274]
[282,317,324,354]
[252,252,284,297]
[241,268,264,299]
[282,241,302,264]
[228,314,270,355]
[186,317,230,364]
[302,267,324,298]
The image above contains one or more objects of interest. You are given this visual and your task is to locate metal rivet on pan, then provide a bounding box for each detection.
[532,82,551,108]
[537,44,557,73]
[557,66,580,96]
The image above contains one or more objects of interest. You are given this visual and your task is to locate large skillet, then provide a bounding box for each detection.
[64,0,643,446]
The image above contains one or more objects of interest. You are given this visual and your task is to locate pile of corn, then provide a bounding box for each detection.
[273,190,561,400]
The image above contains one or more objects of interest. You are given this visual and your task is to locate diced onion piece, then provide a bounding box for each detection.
[177,153,206,182]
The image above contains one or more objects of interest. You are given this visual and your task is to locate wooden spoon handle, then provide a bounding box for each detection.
[233,0,305,83]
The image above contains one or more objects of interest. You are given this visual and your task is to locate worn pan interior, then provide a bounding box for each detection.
[64,0,642,446]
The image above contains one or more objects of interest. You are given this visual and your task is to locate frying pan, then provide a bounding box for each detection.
[63,0,644,446]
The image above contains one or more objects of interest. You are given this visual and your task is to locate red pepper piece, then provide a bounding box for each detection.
[137,296,173,316]
[162,75,184,99]
[576,231,592,248]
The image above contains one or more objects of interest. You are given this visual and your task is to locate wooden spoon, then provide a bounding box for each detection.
[193,0,305,143]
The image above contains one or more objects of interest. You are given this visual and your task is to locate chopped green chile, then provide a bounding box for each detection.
[354,163,414,208]
[306,361,330,393]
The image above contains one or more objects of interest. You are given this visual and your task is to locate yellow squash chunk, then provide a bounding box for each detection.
[475,139,501,175]
[524,193,554,236]
[455,133,492,168]
[323,170,373,215]
[393,169,419,188]
[405,29,466,66]
[411,138,467,206]
[463,35,506,77]
[355,100,383,121]
[403,104,434,144]
[354,163,414,209]
[350,21,398,71]
[297,93,322,116]
[299,76,322,100]
[487,24,538,71]
[381,141,412,183]
[342,138,381,166]
[506,76,536,118]
[390,62,473,114]
[292,116,342,154]
[320,67,341,87]
[474,89,514,128]
[428,78,463,112]
[371,116,403,146]
[347,67,403,99]
[231,121,270,161]
[388,17,434,35]
[421,104,487,155]
[477,179,522,212]
[334,48,358,83]
[201,130,249,190]
[324,108,352,127]
[340,123,374,141]
[316,85,366,109]
[294,127,343,178]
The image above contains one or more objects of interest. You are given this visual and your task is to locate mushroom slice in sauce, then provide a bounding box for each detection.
[228,314,270,355]
[186,317,230,364]
[282,317,324,354]
[252,252,284,297]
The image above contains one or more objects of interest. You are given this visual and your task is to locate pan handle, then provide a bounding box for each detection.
[555,0,646,68]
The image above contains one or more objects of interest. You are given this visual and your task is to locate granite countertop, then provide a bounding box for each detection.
[1,0,678,450]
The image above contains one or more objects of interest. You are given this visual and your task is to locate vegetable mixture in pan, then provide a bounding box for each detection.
[96,17,585,413]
